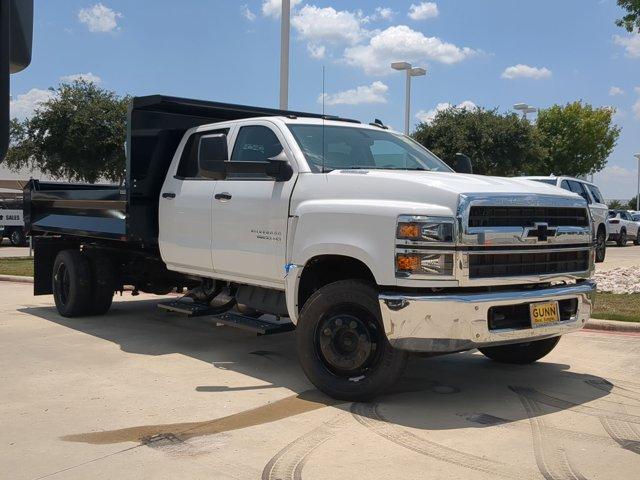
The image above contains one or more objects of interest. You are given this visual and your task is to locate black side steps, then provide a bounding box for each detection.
[157,299,294,336]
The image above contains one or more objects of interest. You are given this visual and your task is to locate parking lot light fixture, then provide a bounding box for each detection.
[635,153,640,211]
[391,62,426,135]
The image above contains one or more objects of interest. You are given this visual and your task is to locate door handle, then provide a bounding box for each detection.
[215,192,232,201]
[162,192,176,199]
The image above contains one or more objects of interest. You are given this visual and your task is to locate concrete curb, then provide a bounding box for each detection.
[585,318,640,333]
[0,274,33,284]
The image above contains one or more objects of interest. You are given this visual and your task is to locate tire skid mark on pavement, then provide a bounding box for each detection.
[350,402,530,479]
[461,413,621,448]
[261,413,347,480]
[510,386,640,424]
[585,379,640,404]
[515,390,588,480]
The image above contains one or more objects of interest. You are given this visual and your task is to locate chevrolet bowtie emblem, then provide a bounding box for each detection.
[523,222,557,241]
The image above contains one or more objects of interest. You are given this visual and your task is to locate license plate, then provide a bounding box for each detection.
[530,301,560,326]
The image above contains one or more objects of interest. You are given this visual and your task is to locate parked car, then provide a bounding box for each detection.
[607,210,640,246]
[24,96,596,401]
[521,176,609,262]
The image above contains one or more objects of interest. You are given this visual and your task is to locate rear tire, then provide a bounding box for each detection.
[87,255,116,315]
[296,279,407,401]
[479,336,561,364]
[616,229,627,247]
[9,229,26,246]
[634,232,640,246]
[52,250,92,317]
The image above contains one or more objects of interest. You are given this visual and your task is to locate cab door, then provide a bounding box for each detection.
[159,128,230,275]
[210,121,297,286]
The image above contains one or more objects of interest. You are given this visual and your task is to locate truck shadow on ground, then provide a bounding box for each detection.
[20,298,627,446]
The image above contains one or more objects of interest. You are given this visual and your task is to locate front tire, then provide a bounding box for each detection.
[595,229,607,262]
[296,280,407,401]
[479,336,561,364]
[52,250,92,317]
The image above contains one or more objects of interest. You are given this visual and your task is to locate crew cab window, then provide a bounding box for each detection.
[562,180,591,203]
[586,184,604,204]
[176,128,229,179]
[230,125,284,179]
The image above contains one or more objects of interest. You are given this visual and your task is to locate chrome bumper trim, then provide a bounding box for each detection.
[379,280,595,353]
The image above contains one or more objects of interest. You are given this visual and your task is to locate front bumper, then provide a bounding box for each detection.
[379,280,595,353]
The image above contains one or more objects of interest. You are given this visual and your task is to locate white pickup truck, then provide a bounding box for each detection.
[25,96,596,400]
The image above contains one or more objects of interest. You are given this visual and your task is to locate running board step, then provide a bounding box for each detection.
[158,299,219,317]
[212,312,295,335]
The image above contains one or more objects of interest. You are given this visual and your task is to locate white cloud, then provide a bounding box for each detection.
[408,2,439,21]
[9,88,56,120]
[343,25,478,75]
[609,86,624,96]
[78,3,122,33]
[292,5,368,46]
[415,100,477,124]
[501,64,552,80]
[262,0,302,19]
[634,99,640,119]
[307,43,326,59]
[374,7,394,21]
[241,4,256,21]
[59,72,102,84]
[613,34,640,58]
[319,81,389,106]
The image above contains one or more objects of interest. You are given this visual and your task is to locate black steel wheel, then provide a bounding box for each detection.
[296,280,407,401]
[52,250,92,317]
[595,229,607,262]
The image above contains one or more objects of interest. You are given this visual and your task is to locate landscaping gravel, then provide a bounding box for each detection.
[593,266,640,294]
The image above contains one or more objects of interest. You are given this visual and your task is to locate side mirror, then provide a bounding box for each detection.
[452,153,473,174]
[265,150,294,182]
[198,134,228,180]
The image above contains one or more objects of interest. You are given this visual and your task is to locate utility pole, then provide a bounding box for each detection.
[279,0,290,110]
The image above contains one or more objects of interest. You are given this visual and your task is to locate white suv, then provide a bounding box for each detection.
[522,176,609,262]
[607,210,640,246]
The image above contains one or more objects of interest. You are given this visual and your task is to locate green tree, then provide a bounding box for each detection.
[534,102,620,177]
[412,107,543,176]
[629,195,639,210]
[616,0,640,33]
[4,80,129,183]
[608,199,624,209]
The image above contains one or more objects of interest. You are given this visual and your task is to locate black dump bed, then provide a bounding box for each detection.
[25,95,355,245]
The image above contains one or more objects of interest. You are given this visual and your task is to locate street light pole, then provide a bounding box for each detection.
[279,0,290,110]
[635,153,640,211]
[404,68,411,135]
[391,62,426,135]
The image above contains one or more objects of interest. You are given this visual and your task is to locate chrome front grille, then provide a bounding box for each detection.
[455,194,593,285]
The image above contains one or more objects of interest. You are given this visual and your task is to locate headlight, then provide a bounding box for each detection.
[396,253,454,276]
[396,216,455,243]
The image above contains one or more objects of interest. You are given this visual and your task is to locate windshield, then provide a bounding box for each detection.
[287,124,452,173]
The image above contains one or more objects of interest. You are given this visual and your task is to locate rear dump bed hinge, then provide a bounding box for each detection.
[157,299,294,335]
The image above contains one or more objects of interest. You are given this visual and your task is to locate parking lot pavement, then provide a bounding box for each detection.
[599,243,640,271]
[1,281,639,480]
[0,241,30,258]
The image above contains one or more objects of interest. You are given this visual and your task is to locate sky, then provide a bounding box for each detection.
[4,0,640,199]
